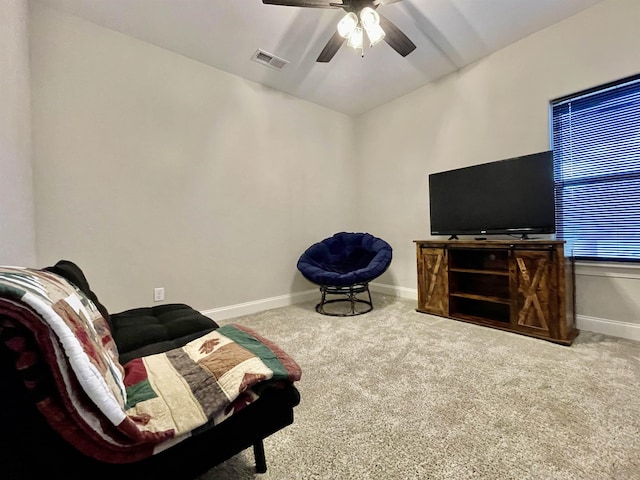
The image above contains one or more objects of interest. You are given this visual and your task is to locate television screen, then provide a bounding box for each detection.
[428,151,556,237]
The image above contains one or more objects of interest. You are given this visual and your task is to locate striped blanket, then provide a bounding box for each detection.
[0,267,301,463]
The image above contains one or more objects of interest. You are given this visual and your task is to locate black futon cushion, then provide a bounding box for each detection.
[111,304,218,364]
[44,260,218,364]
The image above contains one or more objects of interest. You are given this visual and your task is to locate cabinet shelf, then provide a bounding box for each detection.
[449,295,511,323]
[449,292,510,304]
[449,267,509,276]
[452,312,511,326]
[415,239,578,345]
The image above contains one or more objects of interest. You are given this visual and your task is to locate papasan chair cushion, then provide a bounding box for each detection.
[297,232,392,287]
[297,232,392,316]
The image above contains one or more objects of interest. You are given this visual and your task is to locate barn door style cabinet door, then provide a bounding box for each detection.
[416,245,448,316]
[415,240,577,345]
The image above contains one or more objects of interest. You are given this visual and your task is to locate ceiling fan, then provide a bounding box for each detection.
[262,0,416,62]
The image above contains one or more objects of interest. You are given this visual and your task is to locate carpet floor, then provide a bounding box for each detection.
[201,294,640,480]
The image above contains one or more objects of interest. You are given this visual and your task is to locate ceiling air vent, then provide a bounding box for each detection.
[251,49,289,71]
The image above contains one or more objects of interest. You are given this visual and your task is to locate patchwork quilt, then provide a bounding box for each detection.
[0,267,301,463]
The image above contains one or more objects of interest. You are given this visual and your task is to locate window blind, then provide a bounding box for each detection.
[551,76,640,261]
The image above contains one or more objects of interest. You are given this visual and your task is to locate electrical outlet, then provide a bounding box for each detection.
[153,287,165,302]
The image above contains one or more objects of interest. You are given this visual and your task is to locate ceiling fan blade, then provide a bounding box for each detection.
[373,0,403,5]
[316,30,346,62]
[378,13,416,57]
[262,0,336,7]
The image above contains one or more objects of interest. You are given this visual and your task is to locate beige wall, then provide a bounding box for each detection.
[355,0,640,339]
[29,3,356,312]
[23,0,640,338]
[0,0,36,266]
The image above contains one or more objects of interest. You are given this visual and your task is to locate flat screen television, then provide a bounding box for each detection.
[428,151,555,238]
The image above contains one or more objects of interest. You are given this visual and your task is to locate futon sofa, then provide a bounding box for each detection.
[0,260,301,479]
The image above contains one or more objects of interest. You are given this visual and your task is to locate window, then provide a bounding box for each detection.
[551,74,640,261]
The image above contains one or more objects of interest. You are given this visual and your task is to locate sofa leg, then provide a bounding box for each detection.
[253,440,267,473]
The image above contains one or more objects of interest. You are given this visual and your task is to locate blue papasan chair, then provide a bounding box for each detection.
[297,232,393,316]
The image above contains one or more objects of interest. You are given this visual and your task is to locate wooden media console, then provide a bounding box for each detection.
[415,239,578,345]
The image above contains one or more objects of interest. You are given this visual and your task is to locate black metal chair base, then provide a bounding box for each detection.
[315,283,373,317]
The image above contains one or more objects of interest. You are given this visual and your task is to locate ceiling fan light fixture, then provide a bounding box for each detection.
[359,7,380,29]
[346,26,364,49]
[337,12,358,38]
[359,7,385,47]
[364,22,385,46]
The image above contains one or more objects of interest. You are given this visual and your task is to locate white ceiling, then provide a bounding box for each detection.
[35,0,604,116]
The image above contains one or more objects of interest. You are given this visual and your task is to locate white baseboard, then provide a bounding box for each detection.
[577,314,640,342]
[201,288,318,322]
[370,282,418,300]
[200,284,639,342]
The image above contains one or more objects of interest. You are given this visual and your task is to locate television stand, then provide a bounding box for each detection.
[414,239,577,345]
[447,235,459,240]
